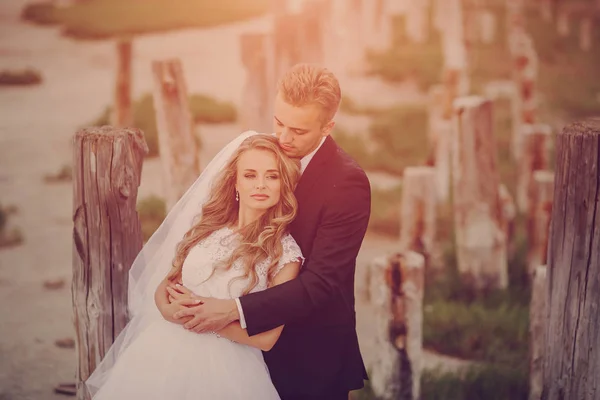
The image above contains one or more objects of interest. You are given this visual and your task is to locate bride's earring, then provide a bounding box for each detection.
[235,191,239,202]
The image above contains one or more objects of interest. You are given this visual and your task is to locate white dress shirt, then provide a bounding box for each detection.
[235,136,328,329]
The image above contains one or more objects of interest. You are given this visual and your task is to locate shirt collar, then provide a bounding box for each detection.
[300,136,327,174]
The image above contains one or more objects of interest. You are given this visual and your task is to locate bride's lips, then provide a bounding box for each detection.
[251,194,269,200]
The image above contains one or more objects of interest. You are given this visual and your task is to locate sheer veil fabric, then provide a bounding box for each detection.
[85,130,261,395]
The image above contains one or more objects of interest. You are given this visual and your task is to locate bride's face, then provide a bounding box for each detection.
[235,149,282,213]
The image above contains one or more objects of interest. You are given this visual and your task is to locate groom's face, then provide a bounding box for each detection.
[273,92,334,159]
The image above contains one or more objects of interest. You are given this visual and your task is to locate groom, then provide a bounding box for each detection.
[167,63,371,400]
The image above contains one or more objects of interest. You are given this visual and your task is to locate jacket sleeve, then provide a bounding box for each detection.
[238,171,371,336]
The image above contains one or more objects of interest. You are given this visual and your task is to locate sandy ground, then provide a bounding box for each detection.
[0,2,459,399]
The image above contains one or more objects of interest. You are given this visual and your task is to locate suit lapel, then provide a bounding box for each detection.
[294,136,337,204]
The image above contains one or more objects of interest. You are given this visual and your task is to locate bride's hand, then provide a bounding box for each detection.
[173,297,239,334]
[166,283,196,304]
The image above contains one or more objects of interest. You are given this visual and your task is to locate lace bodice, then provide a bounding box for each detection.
[181,227,303,299]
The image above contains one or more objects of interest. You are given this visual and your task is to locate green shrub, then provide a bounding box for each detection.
[89,92,236,158]
[367,105,430,175]
[0,204,24,248]
[351,364,528,400]
[21,2,60,25]
[423,299,529,365]
[334,105,430,177]
[366,15,443,90]
[368,184,403,237]
[25,0,271,40]
[421,365,529,400]
[0,205,6,233]
[189,94,237,124]
[137,196,166,242]
[0,68,42,86]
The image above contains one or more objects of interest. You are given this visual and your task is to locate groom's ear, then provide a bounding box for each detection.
[322,120,335,136]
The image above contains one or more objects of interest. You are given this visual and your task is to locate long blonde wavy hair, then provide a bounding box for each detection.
[166,134,301,295]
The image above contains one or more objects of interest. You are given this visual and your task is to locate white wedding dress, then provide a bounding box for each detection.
[88,226,303,400]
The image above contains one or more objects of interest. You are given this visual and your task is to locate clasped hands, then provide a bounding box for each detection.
[164,281,238,334]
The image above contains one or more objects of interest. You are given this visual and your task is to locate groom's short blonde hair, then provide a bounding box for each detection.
[277,63,341,125]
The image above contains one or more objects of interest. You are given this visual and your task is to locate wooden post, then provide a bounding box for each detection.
[364,0,393,52]
[516,124,551,213]
[556,8,570,36]
[580,17,593,51]
[527,171,554,277]
[240,33,275,133]
[543,119,600,400]
[301,0,327,64]
[399,167,437,261]
[368,252,425,400]
[440,0,470,120]
[405,0,430,43]
[112,39,133,127]
[343,0,368,71]
[452,96,508,290]
[428,85,453,204]
[151,59,200,212]
[529,264,548,400]
[539,0,553,22]
[427,85,446,143]
[511,32,539,161]
[478,9,496,44]
[499,183,517,259]
[272,12,305,79]
[434,120,452,204]
[72,126,147,399]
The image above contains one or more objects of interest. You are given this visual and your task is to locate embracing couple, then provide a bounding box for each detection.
[86,63,371,400]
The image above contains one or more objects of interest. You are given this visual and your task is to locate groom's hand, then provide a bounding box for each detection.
[173,297,239,334]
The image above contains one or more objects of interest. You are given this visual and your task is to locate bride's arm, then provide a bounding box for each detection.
[215,261,301,351]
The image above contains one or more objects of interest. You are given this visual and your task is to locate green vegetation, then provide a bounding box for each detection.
[366,5,600,122]
[21,0,271,40]
[420,365,528,400]
[334,105,430,177]
[137,196,166,242]
[0,68,42,86]
[366,15,443,90]
[89,92,236,157]
[0,204,24,248]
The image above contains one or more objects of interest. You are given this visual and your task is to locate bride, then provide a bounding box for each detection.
[86,132,303,399]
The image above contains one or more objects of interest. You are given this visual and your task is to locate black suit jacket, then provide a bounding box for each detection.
[239,136,371,398]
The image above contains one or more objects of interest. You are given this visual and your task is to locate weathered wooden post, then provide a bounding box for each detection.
[72,126,147,399]
[427,85,452,203]
[368,252,425,400]
[511,32,539,161]
[399,167,437,262]
[300,0,327,64]
[556,7,570,36]
[479,8,497,44]
[579,16,593,51]
[240,32,275,133]
[440,0,470,121]
[516,124,551,213]
[527,171,554,277]
[539,0,553,22]
[452,96,508,290]
[543,119,600,400]
[151,59,200,212]
[530,264,548,400]
[112,39,133,127]
[405,0,430,43]
[499,183,517,258]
